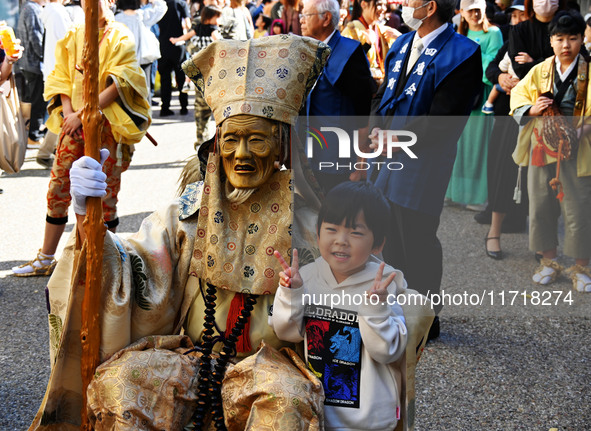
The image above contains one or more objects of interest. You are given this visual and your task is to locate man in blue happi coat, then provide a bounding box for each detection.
[369,0,482,338]
[301,0,376,193]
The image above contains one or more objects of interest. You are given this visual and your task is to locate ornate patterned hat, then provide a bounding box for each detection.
[182,34,330,126]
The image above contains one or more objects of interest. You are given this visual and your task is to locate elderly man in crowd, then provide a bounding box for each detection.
[300,0,376,193]
[370,0,483,338]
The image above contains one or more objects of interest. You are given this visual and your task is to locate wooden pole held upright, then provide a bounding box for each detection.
[80,0,107,428]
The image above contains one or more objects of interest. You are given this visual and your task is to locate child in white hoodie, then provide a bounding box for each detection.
[272,181,408,431]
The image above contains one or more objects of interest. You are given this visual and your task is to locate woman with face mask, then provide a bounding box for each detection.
[479,0,565,260]
[341,0,400,85]
[508,0,565,79]
[445,0,503,207]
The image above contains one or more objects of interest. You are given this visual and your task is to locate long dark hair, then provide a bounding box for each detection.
[352,0,375,22]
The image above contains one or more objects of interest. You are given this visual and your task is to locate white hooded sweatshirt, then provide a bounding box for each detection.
[271,255,408,431]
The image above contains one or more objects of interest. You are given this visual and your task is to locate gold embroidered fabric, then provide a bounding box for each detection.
[30,204,199,430]
[182,35,330,126]
[87,335,200,430]
[222,341,325,431]
[190,152,292,295]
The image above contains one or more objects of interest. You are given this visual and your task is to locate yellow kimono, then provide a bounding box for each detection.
[341,20,397,83]
[43,18,151,145]
[510,55,591,177]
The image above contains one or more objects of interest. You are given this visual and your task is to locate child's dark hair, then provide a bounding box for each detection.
[261,15,273,29]
[117,0,141,11]
[271,19,286,34]
[549,10,585,36]
[201,5,222,22]
[317,181,390,248]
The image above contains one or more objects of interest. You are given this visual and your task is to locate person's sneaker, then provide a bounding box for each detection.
[27,138,42,149]
[180,81,191,93]
[481,102,494,114]
[36,155,54,169]
[160,109,175,117]
[565,265,591,292]
[180,107,189,115]
[532,258,563,285]
[12,250,57,277]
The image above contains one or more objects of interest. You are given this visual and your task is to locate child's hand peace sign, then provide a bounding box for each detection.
[366,262,396,304]
[274,249,303,290]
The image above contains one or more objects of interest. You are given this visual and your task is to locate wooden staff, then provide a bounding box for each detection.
[80,0,106,428]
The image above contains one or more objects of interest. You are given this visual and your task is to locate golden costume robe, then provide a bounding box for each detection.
[30,167,433,430]
[30,170,296,429]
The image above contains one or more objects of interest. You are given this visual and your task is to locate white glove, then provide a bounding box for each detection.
[70,149,109,215]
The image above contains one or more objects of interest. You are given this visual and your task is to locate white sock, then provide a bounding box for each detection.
[574,271,591,292]
[533,261,558,285]
[12,252,55,274]
[34,252,54,267]
[483,102,494,108]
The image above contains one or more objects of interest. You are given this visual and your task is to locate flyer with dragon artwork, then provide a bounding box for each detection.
[304,304,362,408]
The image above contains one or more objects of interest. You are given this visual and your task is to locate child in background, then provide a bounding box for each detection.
[271,181,408,431]
[482,0,527,114]
[481,50,519,114]
[169,5,221,53]
[12,0,150,277]
[510,11,591,292]
[170,5,222,148]
[270,18,285,35]
[254,13,271,38]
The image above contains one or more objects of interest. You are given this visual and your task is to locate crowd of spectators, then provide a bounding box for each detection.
[2,0,591,429]
[3,0,591,331]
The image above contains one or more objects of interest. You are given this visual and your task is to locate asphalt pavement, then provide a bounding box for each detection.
[0,101,589,430]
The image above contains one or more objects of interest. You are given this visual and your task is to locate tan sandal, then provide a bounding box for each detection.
[532,258,563,285]
[565,265,591,293]
[12,249,57,277]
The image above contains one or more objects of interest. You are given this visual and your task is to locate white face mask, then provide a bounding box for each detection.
[532,0,559,18]
[401,2,431,31]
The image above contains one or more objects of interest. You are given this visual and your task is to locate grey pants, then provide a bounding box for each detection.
[528,158,591,259]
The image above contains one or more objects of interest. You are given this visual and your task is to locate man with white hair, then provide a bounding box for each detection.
[301,0,376,192]
[370,0,482,339]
